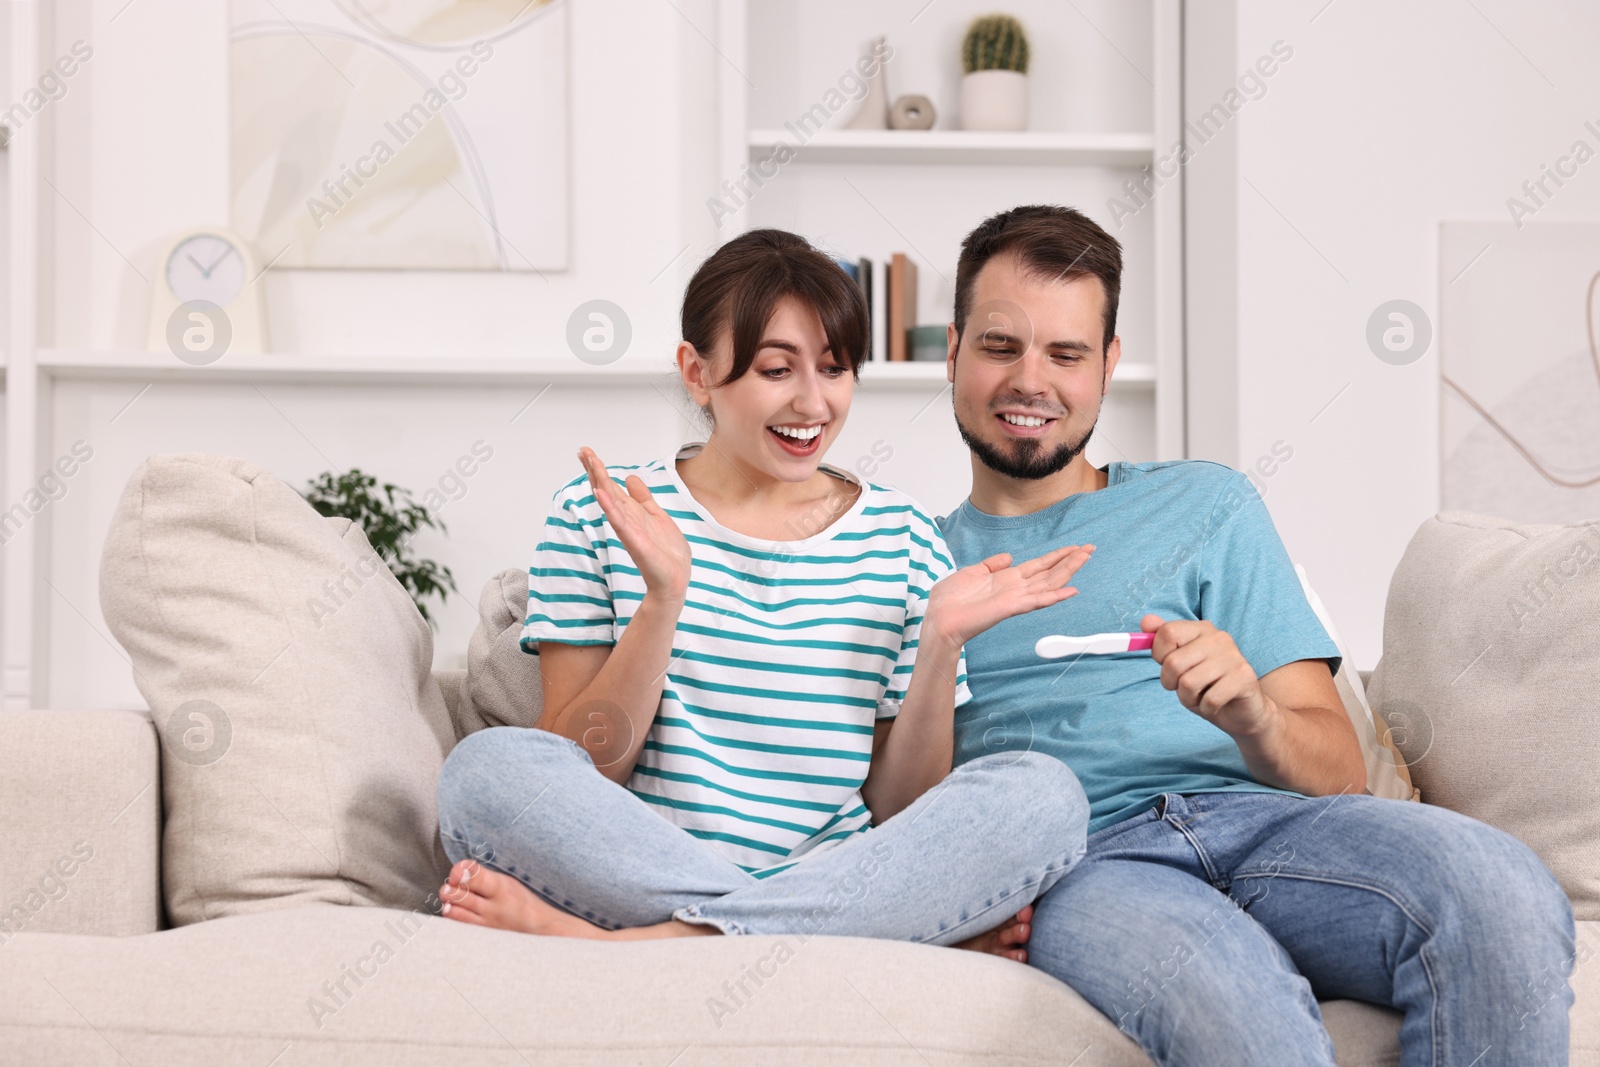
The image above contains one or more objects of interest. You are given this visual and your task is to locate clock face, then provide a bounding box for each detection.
[166,234,247,306]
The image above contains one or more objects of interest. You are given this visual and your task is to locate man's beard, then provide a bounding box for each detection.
[955,407,1098,481]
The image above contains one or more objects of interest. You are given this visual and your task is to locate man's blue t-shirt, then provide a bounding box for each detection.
[937,460,1340,834]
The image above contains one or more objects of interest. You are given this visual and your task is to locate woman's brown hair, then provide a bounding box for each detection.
[681,229,870,389]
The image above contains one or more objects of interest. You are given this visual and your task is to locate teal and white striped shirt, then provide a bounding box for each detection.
[521,441,972,878]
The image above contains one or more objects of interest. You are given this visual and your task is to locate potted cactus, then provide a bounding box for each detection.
[959,14,1030,131]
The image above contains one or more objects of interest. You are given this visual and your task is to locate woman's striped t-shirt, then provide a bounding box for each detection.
[520,441,972,878]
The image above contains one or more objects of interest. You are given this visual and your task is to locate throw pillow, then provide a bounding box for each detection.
[99,454,455,925]
[459,566,545,734]
[1367,511,1600,919]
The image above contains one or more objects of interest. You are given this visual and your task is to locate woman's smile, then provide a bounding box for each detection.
[767,422,827,457]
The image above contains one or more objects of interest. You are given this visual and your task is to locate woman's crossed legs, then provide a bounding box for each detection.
[433,726,1088,957]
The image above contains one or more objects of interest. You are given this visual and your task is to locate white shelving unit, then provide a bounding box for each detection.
[746,128,1156,167]
[36,348,1156,388]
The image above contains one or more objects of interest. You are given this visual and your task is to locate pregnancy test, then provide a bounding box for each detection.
[1035,632,1156,659]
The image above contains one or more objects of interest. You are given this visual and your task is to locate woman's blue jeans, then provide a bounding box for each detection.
[435,725,1089,943]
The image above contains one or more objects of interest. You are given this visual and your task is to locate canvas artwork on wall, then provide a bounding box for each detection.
[1440,220,1600,523]
[229,0,567,271]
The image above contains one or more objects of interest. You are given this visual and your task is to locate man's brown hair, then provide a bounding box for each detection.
[953,205,1123,354]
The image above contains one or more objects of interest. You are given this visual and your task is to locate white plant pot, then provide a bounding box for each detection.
[959,69,1028,131]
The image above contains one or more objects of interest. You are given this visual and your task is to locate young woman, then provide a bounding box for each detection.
[434,228,1095,959]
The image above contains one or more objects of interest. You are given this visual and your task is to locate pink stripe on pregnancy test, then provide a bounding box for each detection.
[1034,632,1156,659]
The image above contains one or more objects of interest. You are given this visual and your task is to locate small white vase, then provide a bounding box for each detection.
[846,36,891,130]
[959,69,1028,131]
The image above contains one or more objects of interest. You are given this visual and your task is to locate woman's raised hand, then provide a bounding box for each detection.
[579,447,693,602]
[925,544,1095,647]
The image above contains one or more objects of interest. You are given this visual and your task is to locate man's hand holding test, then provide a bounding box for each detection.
[1138,613,1367,798]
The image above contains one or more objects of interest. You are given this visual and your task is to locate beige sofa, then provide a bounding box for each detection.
[1,454,1594,1066]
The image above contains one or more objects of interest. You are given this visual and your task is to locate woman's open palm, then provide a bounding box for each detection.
[579,447,693,601]
[927,544,1095,646]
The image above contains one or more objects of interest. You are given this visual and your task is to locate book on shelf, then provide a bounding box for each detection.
[857,256,873,362]
[834,255,876,362]
[887,252,918,362]
[834,251,923,361]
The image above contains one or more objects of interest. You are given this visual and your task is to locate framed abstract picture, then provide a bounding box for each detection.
[230,0,568,271]
[1440,220,1600,522]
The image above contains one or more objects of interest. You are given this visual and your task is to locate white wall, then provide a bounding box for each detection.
[1186,0,1600,667]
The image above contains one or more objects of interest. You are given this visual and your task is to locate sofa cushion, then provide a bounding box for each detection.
[1368,511,1600,919]
[434,668,469,738]
[98,454,455,926]
[459,566,544,734]
[0,902,1509,1067]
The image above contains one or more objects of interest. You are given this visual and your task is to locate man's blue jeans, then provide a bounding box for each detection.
[435,726,1089,943]
[1026,790,1577,1067]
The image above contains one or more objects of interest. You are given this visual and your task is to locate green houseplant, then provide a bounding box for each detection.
[302,469,458,629]
[959,14,1031,131]
[962,14,1030,74]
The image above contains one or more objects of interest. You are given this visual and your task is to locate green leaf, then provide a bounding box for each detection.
[300,467,456,631]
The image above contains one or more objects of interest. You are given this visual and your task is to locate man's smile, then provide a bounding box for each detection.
[996,410,1060,437]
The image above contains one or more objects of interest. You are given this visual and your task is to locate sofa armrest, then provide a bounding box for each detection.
[0,710,163,939]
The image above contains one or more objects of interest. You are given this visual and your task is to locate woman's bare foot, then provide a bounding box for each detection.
[438,860,720,941]
[440,860,1031,957]
[953,904,1033,963]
